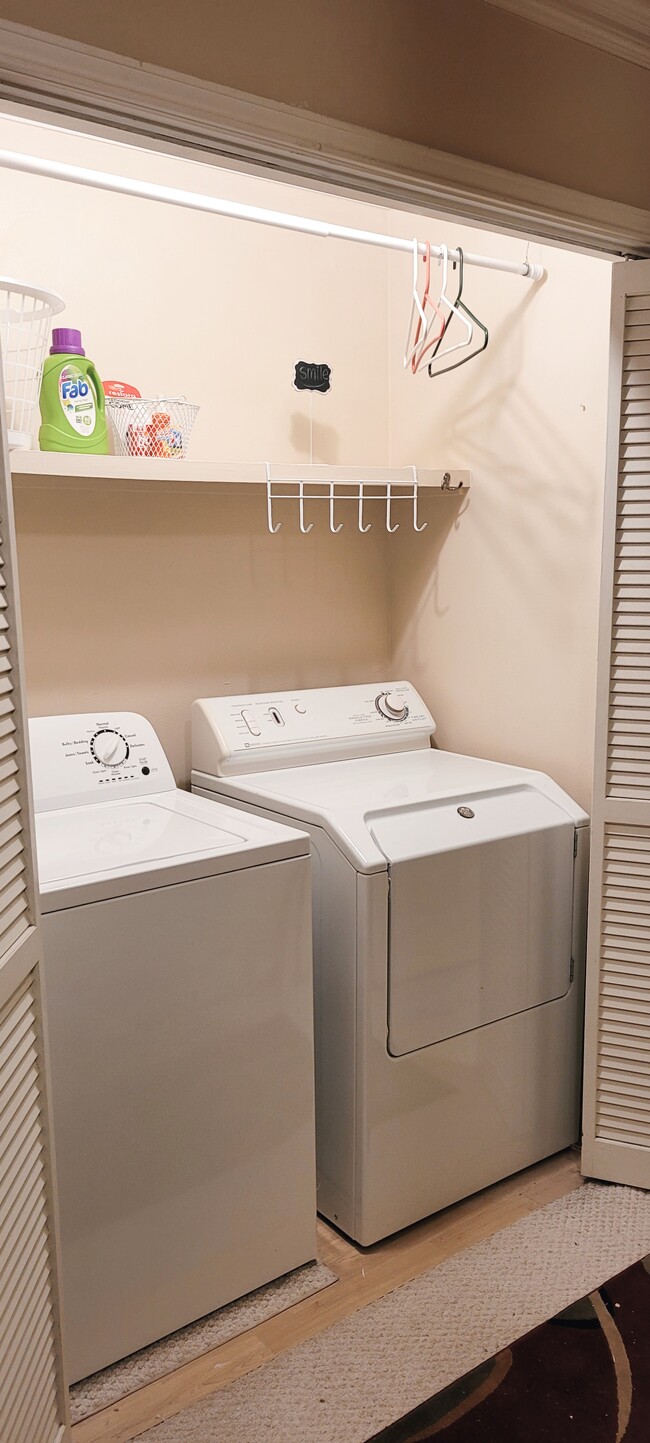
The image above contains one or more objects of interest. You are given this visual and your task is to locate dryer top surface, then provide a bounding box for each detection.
[193,747,588,874]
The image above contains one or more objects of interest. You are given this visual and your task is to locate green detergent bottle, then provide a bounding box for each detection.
[39,328,109,454]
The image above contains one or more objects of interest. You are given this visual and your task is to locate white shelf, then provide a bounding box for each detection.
[9,453,470,492]
[10,452,264,485]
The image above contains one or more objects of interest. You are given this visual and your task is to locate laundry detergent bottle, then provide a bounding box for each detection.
[39,328,109,454]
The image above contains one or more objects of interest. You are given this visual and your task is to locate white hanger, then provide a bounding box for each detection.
[403,238,429,370]
[409,243,447,374]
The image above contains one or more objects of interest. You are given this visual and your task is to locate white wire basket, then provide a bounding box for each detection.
[106,397,200,459]
[0,277,65,449]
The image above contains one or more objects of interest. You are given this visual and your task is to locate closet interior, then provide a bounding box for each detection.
[1,86,643,1441]
[0,109,612,809]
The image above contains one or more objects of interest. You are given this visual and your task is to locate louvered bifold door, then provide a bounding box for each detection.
[0,350,70,1440]
[583,260,650,1187]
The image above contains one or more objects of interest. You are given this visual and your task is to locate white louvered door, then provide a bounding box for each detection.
[583,259,650,1186]
[0,351,70,1440]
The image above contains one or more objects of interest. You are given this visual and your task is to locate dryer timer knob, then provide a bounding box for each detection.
[376,691,409,721]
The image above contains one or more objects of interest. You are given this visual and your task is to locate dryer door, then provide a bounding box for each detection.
[370,787,575,1057]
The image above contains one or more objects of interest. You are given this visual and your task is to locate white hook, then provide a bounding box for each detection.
[358,482,372,533]
[298,480,314,534]
[412,466,427,532]
[266,463,281,534]
[386,482,400,533]
[329,481,343,533]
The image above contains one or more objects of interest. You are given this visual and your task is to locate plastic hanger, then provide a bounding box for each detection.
[409,242,447,373]
[427,248,488,376]
[403,238,430,370]
[425,243,473,369]
[427,248,488,378]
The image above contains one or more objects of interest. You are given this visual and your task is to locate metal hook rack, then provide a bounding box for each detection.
[264,465,468,535]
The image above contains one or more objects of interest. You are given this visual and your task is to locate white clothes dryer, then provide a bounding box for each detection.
[191,682,589,1246]
[30,711,316,1383]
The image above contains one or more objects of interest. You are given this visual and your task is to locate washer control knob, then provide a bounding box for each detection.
[376,691,409,721]
[91,729,129,767]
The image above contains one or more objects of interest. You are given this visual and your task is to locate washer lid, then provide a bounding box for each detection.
[36,800,245,885]
[36,790,309,910]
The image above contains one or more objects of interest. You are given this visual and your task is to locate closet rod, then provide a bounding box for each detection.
[0,149,545,281]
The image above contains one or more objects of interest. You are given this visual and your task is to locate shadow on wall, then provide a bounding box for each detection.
[290,411,340,463]
[390,488,469,653]
[388,272,608,808]
[440,288,598,608]
[392,276,604,632]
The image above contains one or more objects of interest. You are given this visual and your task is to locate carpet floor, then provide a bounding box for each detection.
[134,1182,650,1442]
[70,1259,336,1423]
[368,1253,650,1441]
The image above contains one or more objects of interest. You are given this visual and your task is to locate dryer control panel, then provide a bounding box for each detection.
[29,712,176,811]
[192,682,435,776]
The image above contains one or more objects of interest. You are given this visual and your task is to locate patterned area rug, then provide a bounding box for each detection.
[70,1258,336,1423]
[133,1182,650,1442]
[368,1254,650,1442]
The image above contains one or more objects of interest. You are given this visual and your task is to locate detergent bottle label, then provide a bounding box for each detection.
[58,364,97,436]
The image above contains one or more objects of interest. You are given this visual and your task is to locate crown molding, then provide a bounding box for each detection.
[484,0,650,69]
[0,19,647,256]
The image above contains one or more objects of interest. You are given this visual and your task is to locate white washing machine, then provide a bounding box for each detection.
[192,681,589,1246]
[30,711,316,1383]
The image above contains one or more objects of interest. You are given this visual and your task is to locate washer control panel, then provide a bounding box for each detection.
[29,712,176,812]
[192,682,435,777]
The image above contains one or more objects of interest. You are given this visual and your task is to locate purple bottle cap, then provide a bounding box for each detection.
[50,327,85,356]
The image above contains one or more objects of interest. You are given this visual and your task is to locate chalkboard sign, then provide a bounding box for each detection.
[294,361,331,393]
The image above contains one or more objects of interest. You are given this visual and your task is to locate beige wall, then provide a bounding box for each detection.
[0,118,393,466]
[1,114,611,804]
[15,483,390,782]
[1,1,650,209]
[0,116,397,781]
[385,225,611,811]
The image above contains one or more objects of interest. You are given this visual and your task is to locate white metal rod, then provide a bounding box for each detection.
[267,486,422,496]
[0,149,545,280]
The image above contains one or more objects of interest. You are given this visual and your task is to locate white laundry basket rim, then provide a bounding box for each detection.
[0,279,66,448]
[0,277,65,313]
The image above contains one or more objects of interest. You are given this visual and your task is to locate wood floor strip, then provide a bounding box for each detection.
[71,1150,583,1443]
